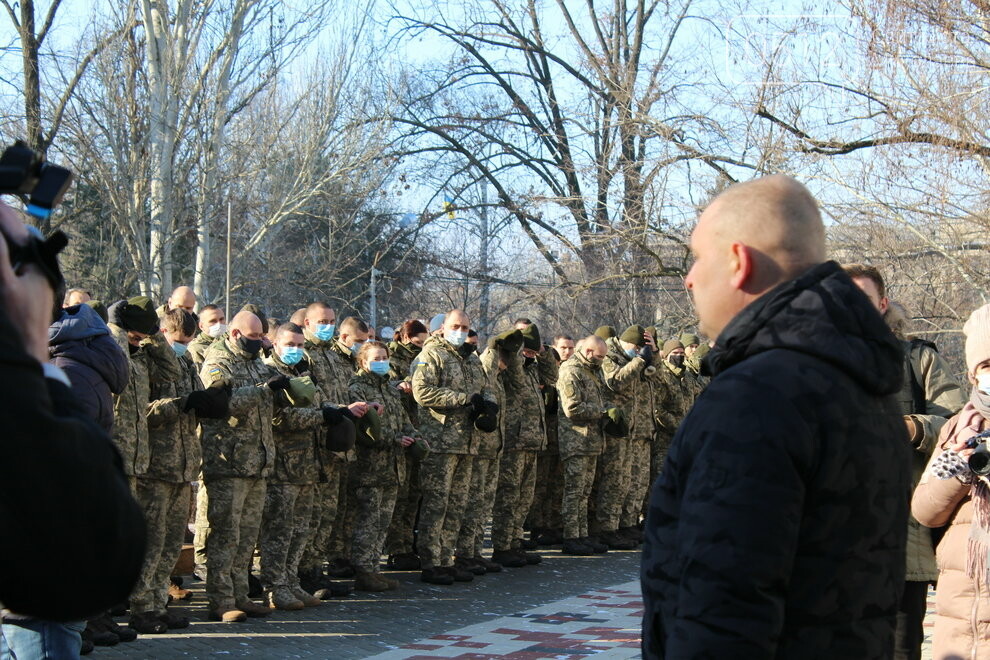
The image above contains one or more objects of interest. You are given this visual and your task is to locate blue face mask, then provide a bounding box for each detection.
[624,347,638,359]
[314,324,335,341]
[350,340,364,355]
[369,360,391,376]
[445,329,468,347]
[172,342,188,358]
[280,346,304,366]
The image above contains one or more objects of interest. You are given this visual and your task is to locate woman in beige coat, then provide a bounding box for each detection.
[914,303,990,660]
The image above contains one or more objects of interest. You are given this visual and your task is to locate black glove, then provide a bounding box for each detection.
[469,393,487,414]
[266,374,291,392]
[183,387,231,419]
[640,344,653,367]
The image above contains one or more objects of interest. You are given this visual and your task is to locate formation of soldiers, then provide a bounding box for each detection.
[70,284,706,635]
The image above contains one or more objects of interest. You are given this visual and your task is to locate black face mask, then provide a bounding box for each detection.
[524,356,536,367]
[669,354,685,368]
[128,343,139,356]
[237,335,263,358]
[457,342,475,358]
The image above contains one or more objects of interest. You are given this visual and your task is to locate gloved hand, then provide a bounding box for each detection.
[601,406,629,437]
[322,404,347,426]
[266,374,291,392]
[640,344,653,367]
[183,387,231,419]
[469,393,487,414]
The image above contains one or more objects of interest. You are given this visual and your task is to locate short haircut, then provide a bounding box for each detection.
[277,322,304,339]
[306,301,334,316]
[399,319,428,341]
[575,335,606,353]
[162,308,197,337]
[842,263,886,299]
[200,304,220,314]
[467,329,478,338]
[63,288,90,305]
[553,334,574,343]
[339,316,369,336]
[357,339,389,364]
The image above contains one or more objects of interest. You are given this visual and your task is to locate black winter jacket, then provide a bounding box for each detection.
[641,261,911,659]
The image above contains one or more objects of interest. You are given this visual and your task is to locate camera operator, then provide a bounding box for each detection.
[0,199,146,656]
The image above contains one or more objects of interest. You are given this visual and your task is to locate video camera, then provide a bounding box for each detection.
[966,430,990,477]
[0,141,71,290]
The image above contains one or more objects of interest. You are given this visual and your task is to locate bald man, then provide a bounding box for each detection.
[412,309,492,584]
[158,286,197,318]
[198,310,288,622]
[640,176,911,658]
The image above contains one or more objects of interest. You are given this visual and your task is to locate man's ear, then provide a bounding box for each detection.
[879,296,890,316]
[728,242,753,290]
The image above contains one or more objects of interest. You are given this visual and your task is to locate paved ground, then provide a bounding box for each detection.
[88,549,937,658]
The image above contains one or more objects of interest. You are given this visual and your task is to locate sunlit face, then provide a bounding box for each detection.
[444,312,470,334]
[555,339,575,361]
[684,203,740,339]
[342,330,370,349]
[199,308,225,331]
[409,332,428,348]
[276,331,305,354]
[163,327,195,347]
[360,345,388,370]
[304,306,335,330]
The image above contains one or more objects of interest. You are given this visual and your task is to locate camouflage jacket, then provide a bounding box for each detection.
[389,340,421,425]
[188,331,217,366]
[556,352,607,459]
[651,360,695,436]
[499,351,547,452]
[474,347,506,458]
[601,337,649,437]
[303,332,357,463]
[198,338,280,479]
[349,370,415,486]
[145,353,202,482]
[412,336,489,454]
[263,353,324,485]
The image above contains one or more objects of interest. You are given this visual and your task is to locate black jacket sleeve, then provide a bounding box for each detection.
[0,308,146,621]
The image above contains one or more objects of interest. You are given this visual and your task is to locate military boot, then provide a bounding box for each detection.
[291,586,323,607]
[600,530,637,551]
[420,566,455,585]
[619,526,643,544]
[380,574,400,590]
[444,565,474,582]
[247,571,263,598]
[518,535,540,550]
[91,612,136,642]
[208,604,247,623]
[387,552,421,571]
[327,557,356,578]
[473,555,503,573]
[355,569,393,592]
[80,628,95,655]
[536,529,564,546]
[159,609,190,630]
[235,599,272,617]
[454,556,486,576]
[582,536,609,553]
[128,611,167,635]
[561,538,594,556]
[85,617,120,646]
[490,549,527,568]
[268,586,305,611]
[168,580,192,602]
[514,548,543,565]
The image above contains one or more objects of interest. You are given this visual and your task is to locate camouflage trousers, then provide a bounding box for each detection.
[527,448,563,533]
[490,450,538,551]
[456,455,500,558]
[418,452,474,568]
[129,478,191,614]
[327,456,353,561]
[350,481,399,573]
[300,460,344,572]
[193,479,209,573]
[621,436,651,528]
[650,428,675,485]
[385,453,422,556]
[204,476,266,610]
[259,482,315,591]
[562,454,598,540]
[593,436,630,533]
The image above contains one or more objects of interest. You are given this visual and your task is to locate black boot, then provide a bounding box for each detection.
[582,536,608,553]
[247,570,263,598]
[490,549,527,568]
[561,538,594,555]
[420,566,454,585]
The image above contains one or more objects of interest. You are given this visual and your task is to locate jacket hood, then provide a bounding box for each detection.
[49,303,110,345]
[49,307,129,393]
[706,261,904,396]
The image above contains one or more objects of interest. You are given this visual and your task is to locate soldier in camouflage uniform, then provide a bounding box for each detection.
[618,332,658,544]
[596,325,651,550]
[348,342,417,591]
[106,297,182,488]
[412,310,493,585]
[129,309,231,634]
[455,330,519,574]
[298,305,373,589]
[649,339,696,487]
[557,336,611,555]
[258,322,326,611]
[385,320,429,570]
[490,323,551,567]
[199,310,287,622]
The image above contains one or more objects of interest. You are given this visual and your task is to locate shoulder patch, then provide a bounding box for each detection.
[207,367,224,383]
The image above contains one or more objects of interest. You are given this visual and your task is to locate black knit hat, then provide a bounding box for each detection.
[116,296,159,335]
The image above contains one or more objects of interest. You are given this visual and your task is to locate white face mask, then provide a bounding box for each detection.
[977,373,990,396]
[445,329,468,348]
[207,323,227,338]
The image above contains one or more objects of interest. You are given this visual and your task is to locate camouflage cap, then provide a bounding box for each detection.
[285,376,316,408]
[663,339,684,355]
[679,333,700,347]
[356,406,382,446]
[619,325,646,346]
[594,325,616,340]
